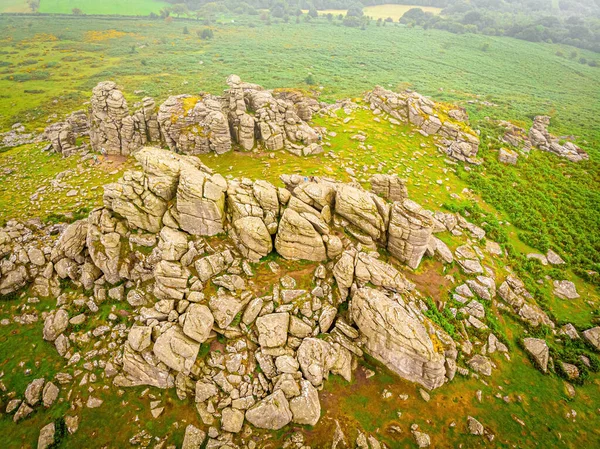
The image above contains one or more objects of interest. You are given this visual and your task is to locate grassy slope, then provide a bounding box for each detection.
[0,16,598,152]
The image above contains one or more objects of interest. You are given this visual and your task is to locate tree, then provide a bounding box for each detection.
[171,3,189,18]
[308,8,318,18]
[346,3,363,18]
[72,8,83,15]
[27,0,39,13]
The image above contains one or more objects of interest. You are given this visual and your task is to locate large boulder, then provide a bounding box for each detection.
[182,304,214,343]
[335,184,387,242]
[256,313,289,348]
[351,288,450,390]
[232,216,273,261]
[245,390,293,430]
[275,209,326,261]
[523,338,549,373]
[176,167,227,236]
[153,325,200,374]
[120,344,174,389]
[43,309,69,342]
[289,379,321,426]
[582,327,600,351]
[387,200,433,269]
[50,220,88,262]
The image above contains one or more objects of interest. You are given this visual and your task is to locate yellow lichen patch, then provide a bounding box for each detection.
[182,96,200,115]
[84,30,135,42]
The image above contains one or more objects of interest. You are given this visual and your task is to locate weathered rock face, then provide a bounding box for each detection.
[87,75,321,157]
[44,122,75,156]
[158,94,231,155]
[335,184,387,243]
[523,337,549,373]
[369,174,408,202]
[153,325,200,374]
[243,87,319,153]
[351,288,454,390]
[333,249,410,299]
[103,147,223,235]
[89,82,131,155]
[176,166,227,236]
[226,178,280,260]
[86,208,127,284]
[529,116,588,162]
[275,209,326,261]
[245,390,293,430]
[388,200,433,269]
[365,86,480,162]
[120,344,174,389]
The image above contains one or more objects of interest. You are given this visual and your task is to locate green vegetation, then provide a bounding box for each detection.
[38,0,171,16]
[0,6,599,449]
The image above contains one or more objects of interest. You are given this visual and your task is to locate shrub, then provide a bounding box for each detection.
[199,28,214,40]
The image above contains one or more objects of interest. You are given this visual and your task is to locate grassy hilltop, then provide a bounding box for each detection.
[0,7,599,449]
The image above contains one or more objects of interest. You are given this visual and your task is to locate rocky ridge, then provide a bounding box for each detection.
[0,79,595,449]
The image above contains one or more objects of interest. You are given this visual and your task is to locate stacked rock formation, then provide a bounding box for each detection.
[89,82,161,156]
[529,115,589,162]
[496,117,588,163]
[44,110,89,156]
[88,76,322,157]
[365,86,480,162]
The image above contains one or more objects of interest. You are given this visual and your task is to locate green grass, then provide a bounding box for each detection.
[39,0,170,16]
[0,144,131,223]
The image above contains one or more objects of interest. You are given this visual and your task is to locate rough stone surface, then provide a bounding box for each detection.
[245,390,293,430]
[351,288,452,390]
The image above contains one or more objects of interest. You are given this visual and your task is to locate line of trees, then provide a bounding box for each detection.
[400,3,600,53]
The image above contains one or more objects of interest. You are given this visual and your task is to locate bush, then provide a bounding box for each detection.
[198,28,214,40]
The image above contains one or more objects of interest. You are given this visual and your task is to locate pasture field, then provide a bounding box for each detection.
[38,0,170,15]
[363,4,442,20]
[0,0,29,13]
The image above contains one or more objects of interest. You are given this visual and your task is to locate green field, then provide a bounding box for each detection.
[311,4,443,20]
[38,0,170,15]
